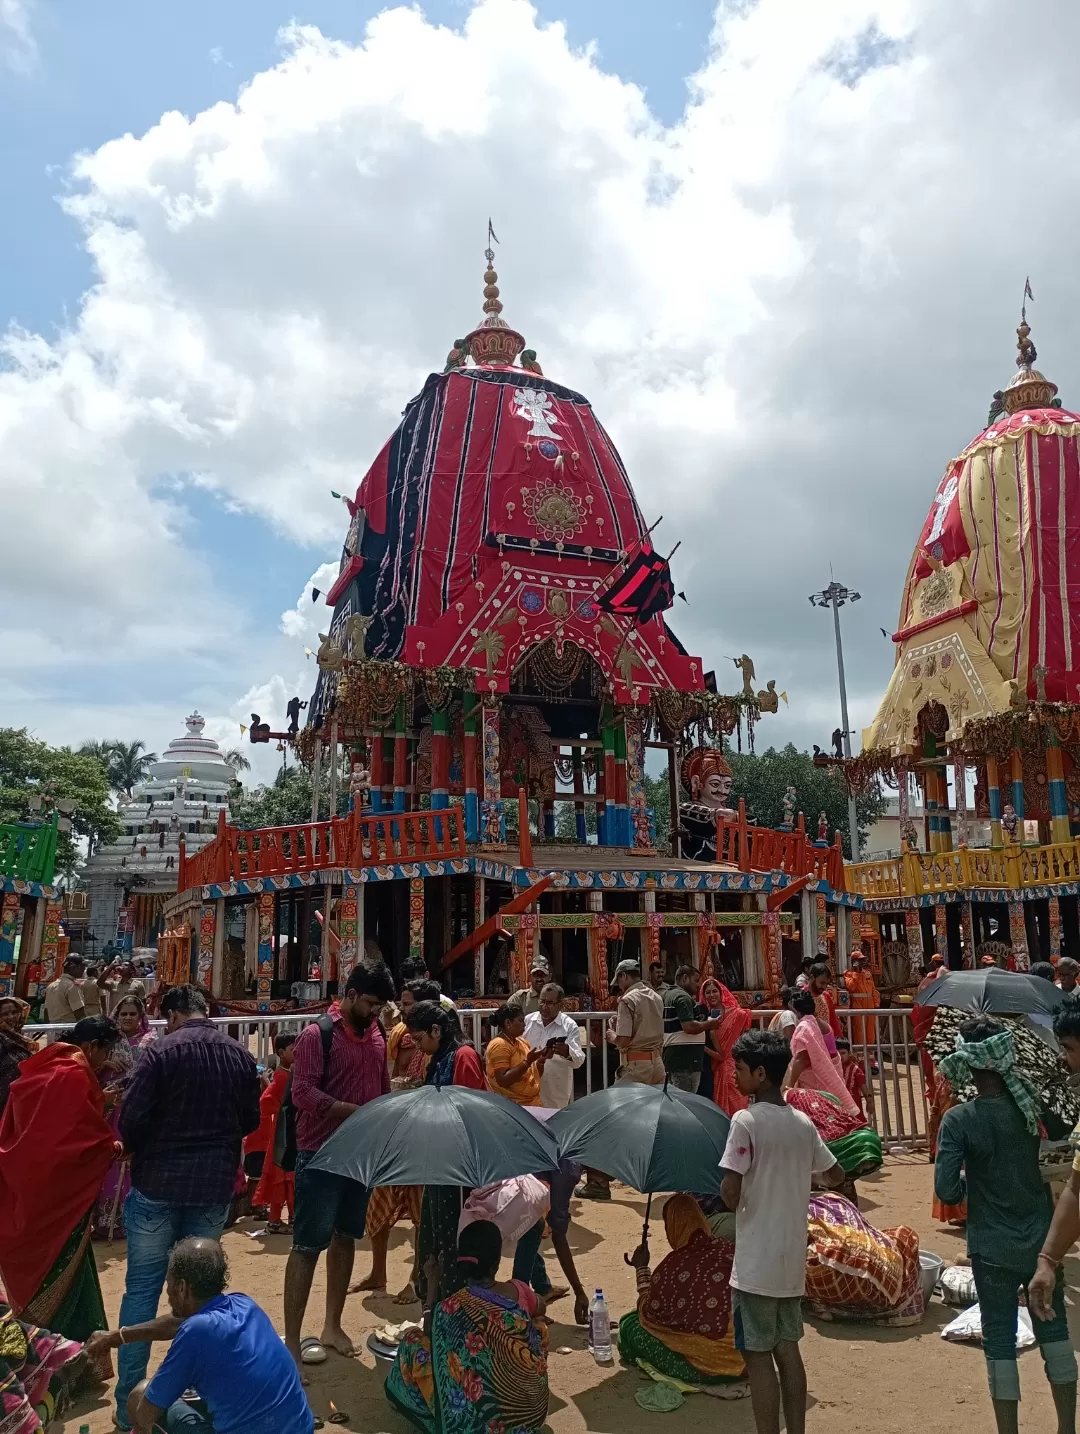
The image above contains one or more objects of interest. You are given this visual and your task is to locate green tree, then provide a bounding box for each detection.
[554,795,597,841]
[77,738,118,770]
[0,729,121,875]
[550,774,670,849]
[724,742,886,858]
[107,739,158,797]
[234,766,315,827]
[644,772,671,853]
[222,747,251,774]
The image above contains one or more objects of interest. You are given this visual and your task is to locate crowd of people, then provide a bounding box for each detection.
[2,950,1080,1434]
[40,955,151,1026]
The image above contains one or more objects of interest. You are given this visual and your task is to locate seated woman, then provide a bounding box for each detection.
[777,992,882,1182]
[783,1086,882,1181]
[386,1218,549,1434]
[0,1298,90,1432]
[805,1192,924,1326]
[618,1194,748,1396]
[783,991,861,1116]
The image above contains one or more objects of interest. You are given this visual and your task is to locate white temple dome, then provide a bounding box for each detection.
[148,712,233,788]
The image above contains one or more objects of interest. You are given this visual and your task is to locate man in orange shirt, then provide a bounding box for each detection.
[485,1003,548,1106]
[843,949,879,1052]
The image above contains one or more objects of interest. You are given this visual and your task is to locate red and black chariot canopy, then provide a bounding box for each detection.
[309,361,704,725]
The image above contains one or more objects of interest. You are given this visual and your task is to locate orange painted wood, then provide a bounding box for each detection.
[439,874,555,972]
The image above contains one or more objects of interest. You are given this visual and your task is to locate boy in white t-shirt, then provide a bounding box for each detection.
[720,1028,842,1434]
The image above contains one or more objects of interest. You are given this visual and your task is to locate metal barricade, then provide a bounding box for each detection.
[26,1006,927,1146]
[24,1014,322,1066]
[458,1009,619,1096]
[750,1006,928,1150]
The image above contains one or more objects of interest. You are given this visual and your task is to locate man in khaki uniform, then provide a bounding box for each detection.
[511,957,551,1017]
[44,956,87,1025]
[577,959,665,1200]
[610,958,665,1085]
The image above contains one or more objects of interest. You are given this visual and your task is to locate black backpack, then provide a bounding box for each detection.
[272,1015,334,1172]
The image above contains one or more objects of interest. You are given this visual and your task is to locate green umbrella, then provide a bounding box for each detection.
[546,1081,731,1194]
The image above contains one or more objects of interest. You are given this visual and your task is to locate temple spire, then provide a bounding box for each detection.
[1001,279,1059,415]
[465,221,526,367]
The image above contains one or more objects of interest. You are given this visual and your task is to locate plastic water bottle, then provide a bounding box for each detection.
[589,1288,612,1363]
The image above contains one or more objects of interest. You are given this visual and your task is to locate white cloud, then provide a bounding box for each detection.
[5,0,1080,760]
[280,561,341,645]
[0,0,35,69]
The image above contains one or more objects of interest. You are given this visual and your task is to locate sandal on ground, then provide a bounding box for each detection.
[574,1182,612,1201]
[300,1336,328,1364]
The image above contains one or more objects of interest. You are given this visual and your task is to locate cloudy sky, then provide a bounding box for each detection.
[3,0,1079,786]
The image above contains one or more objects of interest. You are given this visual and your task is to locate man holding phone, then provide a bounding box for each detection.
[523,983,585,1109]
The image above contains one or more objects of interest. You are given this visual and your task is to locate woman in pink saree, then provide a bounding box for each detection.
[699,978,752,1117]
[782,990,860,1117]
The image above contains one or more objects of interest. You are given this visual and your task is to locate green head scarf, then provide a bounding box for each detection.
[938,1026,1041,1135]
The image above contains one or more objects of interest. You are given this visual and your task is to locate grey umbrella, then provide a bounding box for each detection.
[914,967,1065,1016]
[546,1081,731,1194]
[309,1085,561,1187]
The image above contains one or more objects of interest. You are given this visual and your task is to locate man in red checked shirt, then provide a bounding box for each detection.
[283,965,396,1372]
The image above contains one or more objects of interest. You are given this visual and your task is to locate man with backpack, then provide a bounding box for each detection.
[282,965,396,1372]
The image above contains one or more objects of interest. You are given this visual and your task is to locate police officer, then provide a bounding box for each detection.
[576,959,665,1200]
[609,958,665,1085]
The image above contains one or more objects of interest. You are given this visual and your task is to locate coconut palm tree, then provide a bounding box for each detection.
[77,738,118,771]
[108,739,158,797]
[222,748,251,774]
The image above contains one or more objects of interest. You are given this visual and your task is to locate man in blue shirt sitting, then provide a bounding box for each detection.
[87,1238,312,1433]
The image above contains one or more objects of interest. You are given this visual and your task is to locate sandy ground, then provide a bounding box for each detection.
[60,1156,1078,1434]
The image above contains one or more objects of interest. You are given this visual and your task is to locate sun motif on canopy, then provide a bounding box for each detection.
[520,477,587,543]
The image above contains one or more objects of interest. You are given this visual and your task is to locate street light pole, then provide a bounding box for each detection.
[809,580,862,862]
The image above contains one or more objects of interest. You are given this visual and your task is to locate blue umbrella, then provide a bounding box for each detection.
[309,1085,561,1187]
[547,1082,731,1194]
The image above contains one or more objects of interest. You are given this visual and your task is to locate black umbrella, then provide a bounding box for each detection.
[546,1082,731,1195]
[914,967,1064,1017]
[309,1085,561,1188]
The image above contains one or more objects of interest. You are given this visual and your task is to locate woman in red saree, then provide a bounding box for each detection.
[0,1017,121,1378]
[700,977,752,1117]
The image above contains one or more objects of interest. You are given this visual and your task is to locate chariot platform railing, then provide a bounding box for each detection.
[847,837,1080,900]
[177,805,467,889]
[715,801,847,890]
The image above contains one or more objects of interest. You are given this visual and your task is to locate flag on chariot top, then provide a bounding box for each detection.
[596,540,675,622]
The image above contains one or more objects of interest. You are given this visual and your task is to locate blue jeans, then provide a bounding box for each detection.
[115,1190,230,1427]
[163,1399,213,1430]
[969,1254,1070,1362]
[512,1220,552,1296]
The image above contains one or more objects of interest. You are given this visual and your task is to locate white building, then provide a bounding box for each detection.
[82,714,236,952]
